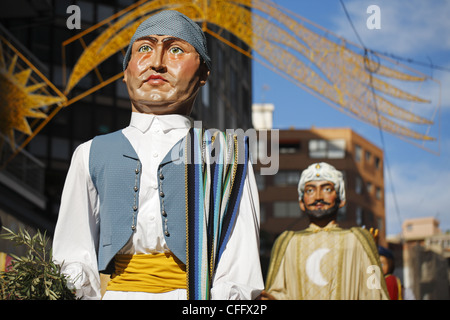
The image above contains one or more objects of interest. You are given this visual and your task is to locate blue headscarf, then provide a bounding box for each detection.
[123,10,211,71]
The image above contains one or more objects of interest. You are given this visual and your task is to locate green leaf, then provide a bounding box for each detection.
[0,226,78,300]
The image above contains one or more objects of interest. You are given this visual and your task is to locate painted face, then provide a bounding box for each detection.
[299,180,345,220]
[123,35,209,115]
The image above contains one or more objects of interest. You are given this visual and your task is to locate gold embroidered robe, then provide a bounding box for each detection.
[265,222,389,300]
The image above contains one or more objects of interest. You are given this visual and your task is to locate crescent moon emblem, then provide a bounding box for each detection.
[306,248,330,286]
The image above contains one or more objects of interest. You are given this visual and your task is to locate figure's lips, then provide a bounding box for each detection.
[308,200,330,209]
[308,203,326,210]
[146,74,167,83]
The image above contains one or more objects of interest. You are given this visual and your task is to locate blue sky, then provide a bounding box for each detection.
[251,0,450,236]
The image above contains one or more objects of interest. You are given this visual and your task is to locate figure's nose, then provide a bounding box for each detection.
[314,189,324,201]
[149,46,166,72]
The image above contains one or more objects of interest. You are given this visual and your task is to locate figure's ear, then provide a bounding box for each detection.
[123,67,128,83]
[299,200,305,212]
[339,199,346,208]
[199,63,210,87]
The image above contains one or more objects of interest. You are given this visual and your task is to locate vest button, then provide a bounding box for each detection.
[134,186,138,192]
[159,173,164,180]
[165,230,170,236]
[160,191,165,198]
[131,225,136,231]
[162,210,167,217]
[133,205,137,211]
[135,168,139,174]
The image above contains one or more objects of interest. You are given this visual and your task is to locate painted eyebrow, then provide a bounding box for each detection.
[305,182,334,188]
[321,183,334,187]
[135,36,185,44]
[162,37,184,43]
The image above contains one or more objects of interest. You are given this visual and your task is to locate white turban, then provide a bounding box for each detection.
[297,162,346,202]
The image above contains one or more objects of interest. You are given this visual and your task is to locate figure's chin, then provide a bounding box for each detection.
[138,93,168,104]
[305,208,336,220]
[132,101,191,116]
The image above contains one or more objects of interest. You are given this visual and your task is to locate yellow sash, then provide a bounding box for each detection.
[106,253,186,293]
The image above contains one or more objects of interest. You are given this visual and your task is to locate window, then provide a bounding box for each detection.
[201,82,209,108]
[377,218,383,233]
[279,141,301,154]
[309,139,345,159]
[230,68,237,102]
[376,187,382,200]
[337,202,347,221]
[375,156,381,170]
[356,207,363,226]
[255,173,265,190]
[366,182,373,194]
[55,0,71,16]
[365,150,371,163]
[28,135,47,158]
[116,74,129,99]
[365,211,374,224]
[51,137,70,160]
[273,202,301,218]
[274,171,301,186]
[309,139,326,158]
[97,4,114,21]
[216,46,224,76]
[355,144,362,162]
[328,139,346,158]
[355,176,363,194]
[78,1,94,23]
[260,203,266,223]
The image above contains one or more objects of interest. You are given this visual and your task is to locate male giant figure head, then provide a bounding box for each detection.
[297,162,346,227]
[122,10,210,116]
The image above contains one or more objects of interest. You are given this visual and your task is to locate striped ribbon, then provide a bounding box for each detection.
[185,128,249,300]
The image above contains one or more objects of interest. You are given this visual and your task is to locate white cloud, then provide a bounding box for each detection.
[333,0,450,55]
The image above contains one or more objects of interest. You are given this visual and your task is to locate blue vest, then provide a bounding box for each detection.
[89,130,188,272]
[90,128,250,299]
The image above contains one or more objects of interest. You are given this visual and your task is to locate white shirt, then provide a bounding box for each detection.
[52,113,264,300]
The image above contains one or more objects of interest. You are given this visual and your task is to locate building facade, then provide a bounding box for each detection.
[398,217,450,300]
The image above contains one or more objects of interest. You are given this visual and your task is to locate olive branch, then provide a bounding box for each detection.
[0,226,77,300]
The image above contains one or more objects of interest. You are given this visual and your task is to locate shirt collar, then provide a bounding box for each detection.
[307,221,340,232]
[129,112,193,134]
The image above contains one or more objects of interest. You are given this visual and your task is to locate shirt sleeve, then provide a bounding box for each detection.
[210,161,264,300]
[52,141,102,300]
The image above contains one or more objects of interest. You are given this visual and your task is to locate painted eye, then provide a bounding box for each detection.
[138,45,151,53]
[169,47,184,55]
